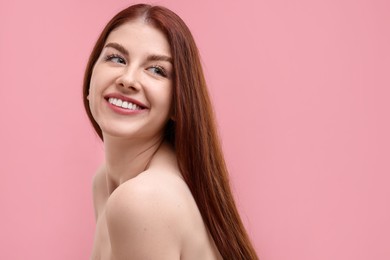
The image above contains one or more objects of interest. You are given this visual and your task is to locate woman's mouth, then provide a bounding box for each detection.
[107,97,144,111]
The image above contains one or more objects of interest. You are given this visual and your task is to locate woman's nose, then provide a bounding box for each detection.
[116,67,141,91]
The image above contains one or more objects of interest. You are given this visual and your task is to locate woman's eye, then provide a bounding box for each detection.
[105,54,126,64]
[148,65,167,77]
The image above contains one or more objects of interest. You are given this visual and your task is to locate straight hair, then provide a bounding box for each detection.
[82,4,259,259]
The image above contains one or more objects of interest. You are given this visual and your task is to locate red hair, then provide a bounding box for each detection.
[83,4,259,259]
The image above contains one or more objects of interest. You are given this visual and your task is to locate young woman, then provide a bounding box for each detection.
[83,4,259,260]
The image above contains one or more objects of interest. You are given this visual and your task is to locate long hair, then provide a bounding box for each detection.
[83,4,258,259]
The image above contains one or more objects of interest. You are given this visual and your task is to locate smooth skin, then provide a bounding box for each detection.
[89,19,222,260]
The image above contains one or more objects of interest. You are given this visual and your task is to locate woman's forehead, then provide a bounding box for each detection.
[106,20,171,57]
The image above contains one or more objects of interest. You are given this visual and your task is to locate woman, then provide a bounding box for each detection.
[83,4,259,260]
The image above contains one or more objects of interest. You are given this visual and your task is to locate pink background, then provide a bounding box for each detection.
[1,0,389,259]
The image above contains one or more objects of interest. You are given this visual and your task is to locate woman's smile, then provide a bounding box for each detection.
[104,93,148,115]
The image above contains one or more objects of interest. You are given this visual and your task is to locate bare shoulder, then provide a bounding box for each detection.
[105,171,192,260]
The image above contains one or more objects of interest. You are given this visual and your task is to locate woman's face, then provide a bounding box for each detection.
[88,20,173,141]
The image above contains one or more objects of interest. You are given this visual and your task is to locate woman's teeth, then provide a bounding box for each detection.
[108,97,142,110]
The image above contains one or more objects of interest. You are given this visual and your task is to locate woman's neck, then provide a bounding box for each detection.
[102,134,163,194]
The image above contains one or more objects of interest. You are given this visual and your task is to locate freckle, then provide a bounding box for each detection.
[143,228,147,232]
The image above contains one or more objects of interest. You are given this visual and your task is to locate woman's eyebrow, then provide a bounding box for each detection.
[146,54,172,64]
[104,42,172,64]
[104,42,129,56]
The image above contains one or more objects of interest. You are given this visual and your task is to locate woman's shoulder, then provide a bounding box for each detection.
[104,170,193,259]
[106,168,194,227]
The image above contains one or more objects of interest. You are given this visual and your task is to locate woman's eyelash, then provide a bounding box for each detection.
[104,54,126,64]
[103,55,167,77]
[149,65,167,77]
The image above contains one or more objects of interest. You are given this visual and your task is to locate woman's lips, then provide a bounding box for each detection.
[104,94,148,115]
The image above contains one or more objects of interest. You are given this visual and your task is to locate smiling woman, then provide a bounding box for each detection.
[83,4,259,260]
[88,20,173,142]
